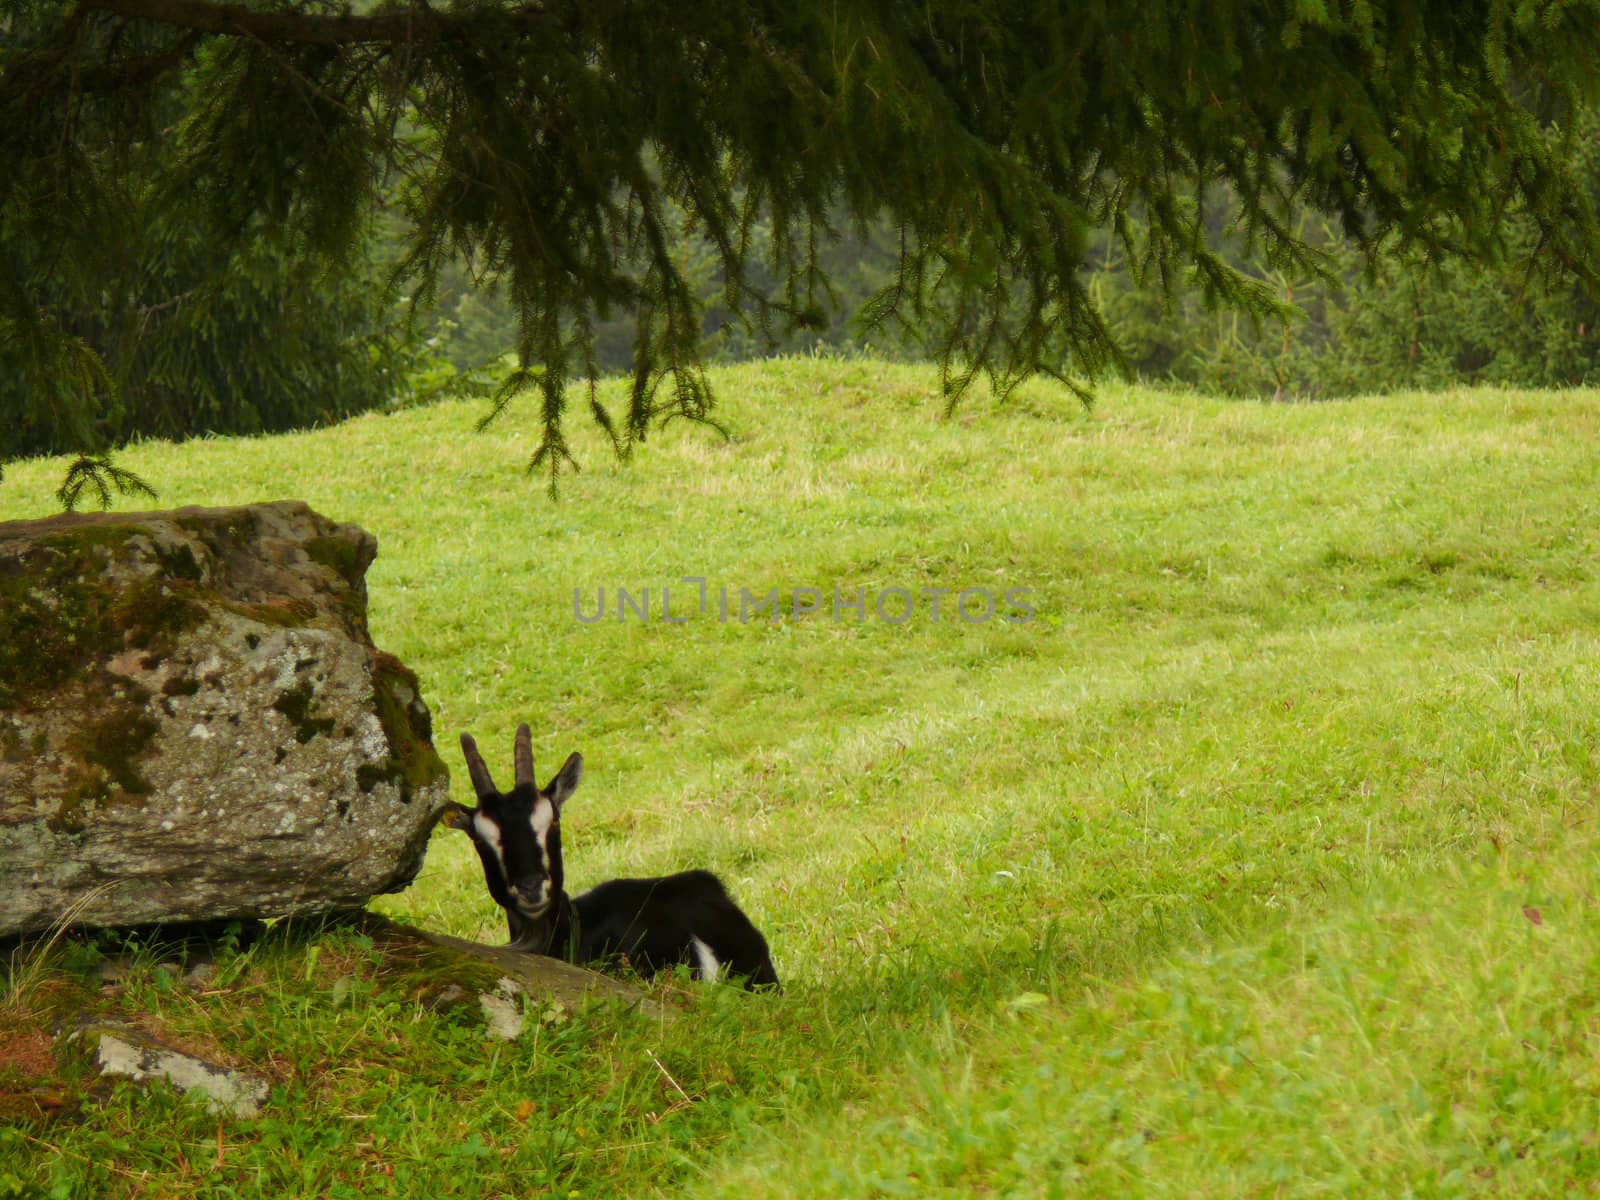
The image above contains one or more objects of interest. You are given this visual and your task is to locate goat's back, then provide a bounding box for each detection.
[572,869,779,988]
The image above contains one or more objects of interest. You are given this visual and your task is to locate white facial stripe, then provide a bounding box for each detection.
[529,798,556,903]
[689,935,720,982]
[531,797,555,841]
[472,811,506,875]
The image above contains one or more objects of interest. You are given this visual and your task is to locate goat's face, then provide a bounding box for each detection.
[443,724,583,923]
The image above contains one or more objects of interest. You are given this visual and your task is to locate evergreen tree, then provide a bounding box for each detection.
[5,0,1599,497]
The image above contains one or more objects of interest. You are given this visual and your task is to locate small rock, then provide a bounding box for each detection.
[72,1021,269,1118]
[478,990,524,1041]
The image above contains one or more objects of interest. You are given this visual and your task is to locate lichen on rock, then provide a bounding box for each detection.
[72,1019,272,1119]
[0,501,450,938]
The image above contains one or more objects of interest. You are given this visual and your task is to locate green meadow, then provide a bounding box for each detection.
[4,359,1600,1197]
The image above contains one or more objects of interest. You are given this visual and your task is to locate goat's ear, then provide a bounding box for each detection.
[546,752,583,809]
[439,801,475,831]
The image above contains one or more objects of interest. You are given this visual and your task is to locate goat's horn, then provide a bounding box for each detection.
[460,732,499,798]
[513,723,535,789]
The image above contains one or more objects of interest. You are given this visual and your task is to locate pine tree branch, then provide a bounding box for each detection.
[72,0,480,47]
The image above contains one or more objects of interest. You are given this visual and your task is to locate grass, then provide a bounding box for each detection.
[2,359,1598,1196]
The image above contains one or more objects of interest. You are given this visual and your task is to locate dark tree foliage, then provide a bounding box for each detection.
[6,196,403,457]
[5,0,1600,497]
[1,1,412,505]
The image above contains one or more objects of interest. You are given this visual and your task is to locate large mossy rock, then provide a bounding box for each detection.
[0,501,450,937]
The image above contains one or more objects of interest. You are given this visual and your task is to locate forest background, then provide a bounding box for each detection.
[11,101,1599,464]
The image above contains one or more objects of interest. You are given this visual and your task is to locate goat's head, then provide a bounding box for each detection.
[442,723,582,924]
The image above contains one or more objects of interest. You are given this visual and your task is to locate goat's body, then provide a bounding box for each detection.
[509,869,780,989]
[449,726,779,992]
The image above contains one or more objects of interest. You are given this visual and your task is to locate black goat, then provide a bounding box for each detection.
[442,724,779,990]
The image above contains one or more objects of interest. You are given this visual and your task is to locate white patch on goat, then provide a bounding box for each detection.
[689,935,721,982]
[530,796,555,841]
[528,798,556,903]
[472,811,506,876]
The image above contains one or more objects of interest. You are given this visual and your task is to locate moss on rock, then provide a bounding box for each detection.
[224,598,318,628]
[151,540,204,582]
[0,542,121,708]
[304,535,368,590]
[114,579,208,652]
[1,503,452,936]
[272,681,336,745]
[50,700,162,832]
[75,704,160,797]
[0,527,207,709]
[367,651,448,805]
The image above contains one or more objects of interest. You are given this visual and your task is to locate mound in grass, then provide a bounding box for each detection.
[1,361,1597,1197]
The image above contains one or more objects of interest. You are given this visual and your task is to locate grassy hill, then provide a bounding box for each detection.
[4,360,1599,1196]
